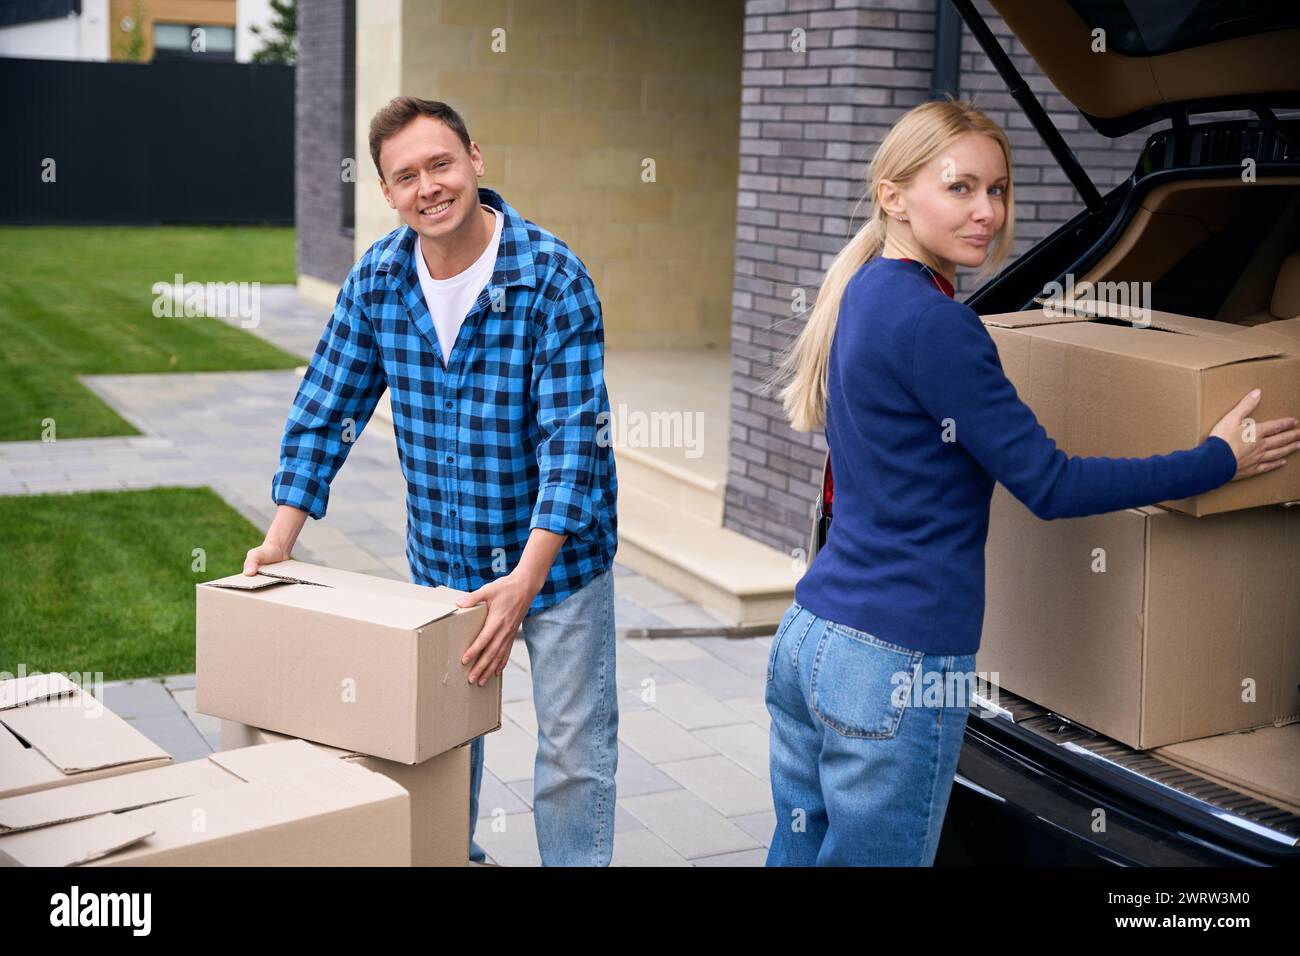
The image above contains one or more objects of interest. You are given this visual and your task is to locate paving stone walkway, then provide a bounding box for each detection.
[5,285,779,866]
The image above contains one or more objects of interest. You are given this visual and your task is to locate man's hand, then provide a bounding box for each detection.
[457,568,546,686]
[243,505,309,575]
[243,542,290,576]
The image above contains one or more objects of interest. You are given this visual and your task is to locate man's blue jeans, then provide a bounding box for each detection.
[764,601,975,866]
[468,566,618,866]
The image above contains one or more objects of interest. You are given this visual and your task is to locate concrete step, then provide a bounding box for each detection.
[613,444,722,525]
[616,486,798,628]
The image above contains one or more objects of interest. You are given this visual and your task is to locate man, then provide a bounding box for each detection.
[243,97,620,866]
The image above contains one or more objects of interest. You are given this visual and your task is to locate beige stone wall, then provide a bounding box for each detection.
[354,0,743,349]
[354,0,404,256]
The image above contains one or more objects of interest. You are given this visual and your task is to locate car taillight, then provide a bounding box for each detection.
[822,458,834,517]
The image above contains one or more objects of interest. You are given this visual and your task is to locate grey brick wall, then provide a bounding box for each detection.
[296,0,355,287]
[723,0,1154,556]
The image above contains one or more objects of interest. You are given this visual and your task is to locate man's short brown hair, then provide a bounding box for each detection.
[368,96,473,181]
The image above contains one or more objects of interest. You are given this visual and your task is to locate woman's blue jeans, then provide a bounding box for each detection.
[764,601,975,866]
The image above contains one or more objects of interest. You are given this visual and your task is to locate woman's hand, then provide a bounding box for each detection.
[1210,389,1300,481]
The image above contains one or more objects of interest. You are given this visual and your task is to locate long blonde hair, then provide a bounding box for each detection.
[769,97,1016,433]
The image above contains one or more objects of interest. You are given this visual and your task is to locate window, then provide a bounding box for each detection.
[153,23,236,61]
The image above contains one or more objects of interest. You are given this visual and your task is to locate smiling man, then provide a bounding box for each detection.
[243,97,620,866]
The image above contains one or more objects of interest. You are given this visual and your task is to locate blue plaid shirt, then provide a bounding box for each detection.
[272,187,618,614]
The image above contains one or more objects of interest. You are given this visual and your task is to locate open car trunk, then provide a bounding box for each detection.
[983,170,1300,851]
[969,682,1300,859]
[986,0,1300,138]
[1048,175,1300,326]
[931,0,1300,857]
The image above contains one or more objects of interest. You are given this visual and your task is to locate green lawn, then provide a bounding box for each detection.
[0,487,262,681]
[0,226,306,442]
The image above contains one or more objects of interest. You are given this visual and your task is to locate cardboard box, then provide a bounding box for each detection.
[977,484,1300,749]
[1153,724,1300,816]
[0,672,171,800]
[196,560,501,764]
[980,305,1300,516]
[0,739,410,866]
[220,720,469,867]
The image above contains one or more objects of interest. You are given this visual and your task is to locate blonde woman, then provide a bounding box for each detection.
[764,98,1299,866]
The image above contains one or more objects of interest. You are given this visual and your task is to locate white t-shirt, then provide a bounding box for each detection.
[413,205,504,368]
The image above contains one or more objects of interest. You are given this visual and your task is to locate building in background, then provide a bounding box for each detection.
[0,0,277,63]
[0,0,110,59]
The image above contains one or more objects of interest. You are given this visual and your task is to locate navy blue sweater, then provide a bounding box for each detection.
[795,256,1238,655]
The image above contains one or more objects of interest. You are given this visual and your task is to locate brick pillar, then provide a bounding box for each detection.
[725,0,938,556]
[296,0,356,287]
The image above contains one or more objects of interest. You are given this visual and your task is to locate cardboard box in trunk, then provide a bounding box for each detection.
[977,484,1300,749]
[0,739,410,866]
[1153,724,1300,816]
[220,720,469,867]
[0,672,171,800]
[980,305,1300,516]
[196,560,501,764]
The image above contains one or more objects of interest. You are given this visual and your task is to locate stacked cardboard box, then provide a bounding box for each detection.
[195,560,501,763]
[1,672,172,799]
[976,306,1300,750]
[220,721,470,867]
[195,560,502,865]
[1,561,497,867]
[981,305,1300,515]
[1153,723,1300,815]
[0,739,410,866]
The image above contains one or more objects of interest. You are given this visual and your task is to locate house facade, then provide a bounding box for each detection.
[0,0,276,64]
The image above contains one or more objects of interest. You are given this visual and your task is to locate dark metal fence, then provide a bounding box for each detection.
[0,56,294,225]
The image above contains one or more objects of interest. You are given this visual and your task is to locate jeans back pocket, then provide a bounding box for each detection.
[809,622,923,739]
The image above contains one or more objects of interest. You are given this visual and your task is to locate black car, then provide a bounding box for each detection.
[808,0,1300,865]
